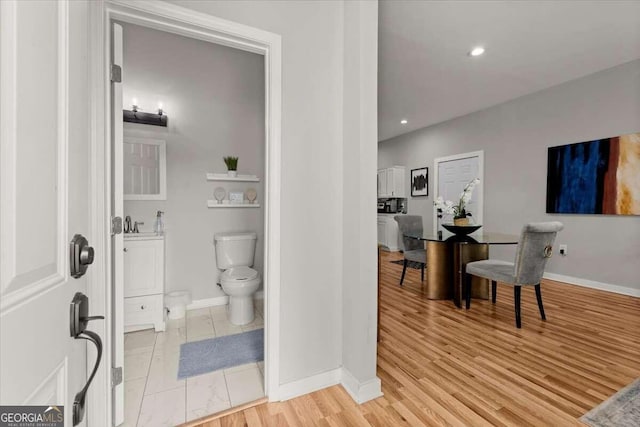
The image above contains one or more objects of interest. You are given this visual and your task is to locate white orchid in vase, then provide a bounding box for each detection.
[434,178,480,226]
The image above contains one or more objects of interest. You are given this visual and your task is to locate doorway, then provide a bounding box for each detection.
[433,151,484,233]
[114,21,267,426]
[88,2,283,426]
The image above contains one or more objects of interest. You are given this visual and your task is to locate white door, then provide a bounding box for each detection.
[1,1,94,425]
[111,22,125,426]
[434,152,484,233]
[123,240,164,298]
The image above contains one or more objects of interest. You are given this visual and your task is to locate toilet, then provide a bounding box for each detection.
[214,232,261,325]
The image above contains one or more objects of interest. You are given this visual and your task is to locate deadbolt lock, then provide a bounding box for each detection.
[70,234,95,279]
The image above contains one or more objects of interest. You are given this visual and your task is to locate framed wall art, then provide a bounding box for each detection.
[546,132,640,215]
[411,167,428,197]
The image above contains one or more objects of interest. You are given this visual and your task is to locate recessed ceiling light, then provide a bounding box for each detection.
[400,119,408,124]
[469,46,485,57]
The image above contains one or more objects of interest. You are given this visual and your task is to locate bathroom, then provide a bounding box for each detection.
[117,22,266,426]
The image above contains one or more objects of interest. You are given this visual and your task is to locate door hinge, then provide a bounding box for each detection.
[111,216,123,235]
[110,64,122,83]
[111,366,123,387]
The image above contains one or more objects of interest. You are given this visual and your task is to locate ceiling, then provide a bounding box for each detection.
[378,1,640,141]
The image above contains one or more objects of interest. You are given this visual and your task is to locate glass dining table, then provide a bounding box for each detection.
[405,231,519,307]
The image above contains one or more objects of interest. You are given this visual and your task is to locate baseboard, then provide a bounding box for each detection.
[544,272,640,297]
[277,368,342,401]
[340,368,383,404]
[186,296,228,310]
[186,291,265,311]
[276,367,383,404]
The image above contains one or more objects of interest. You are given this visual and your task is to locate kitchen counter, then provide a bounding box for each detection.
[377,214,404,251]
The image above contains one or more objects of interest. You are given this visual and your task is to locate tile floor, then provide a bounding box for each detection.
[122,303,265,427]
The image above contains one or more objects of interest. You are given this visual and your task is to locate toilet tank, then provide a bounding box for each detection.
[214,232,257,269]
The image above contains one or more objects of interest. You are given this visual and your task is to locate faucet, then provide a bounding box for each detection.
[124,216,132,233]
[133,221,144,233]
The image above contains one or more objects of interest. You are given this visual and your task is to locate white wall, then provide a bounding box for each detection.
[121,23,265,301]
[168,0,379,391]
[379,59,640,292]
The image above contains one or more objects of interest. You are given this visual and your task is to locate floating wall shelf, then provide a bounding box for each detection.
[206,173,260,182]
[207,200,260,208]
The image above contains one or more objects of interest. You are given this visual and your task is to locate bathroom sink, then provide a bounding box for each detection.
[124,232,163,240]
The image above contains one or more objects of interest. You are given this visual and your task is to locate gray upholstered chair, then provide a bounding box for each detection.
[394,215,426,286]
[464,222,563,328]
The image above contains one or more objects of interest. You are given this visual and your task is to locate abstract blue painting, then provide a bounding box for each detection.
[546,133,640,215]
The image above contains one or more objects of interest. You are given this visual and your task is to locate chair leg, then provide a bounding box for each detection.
[535,284,546,320]
[400,259,407,286]
[465,273,472,310]
[421,264,425,282]
[514,286,522,328]
[491,280,497,304]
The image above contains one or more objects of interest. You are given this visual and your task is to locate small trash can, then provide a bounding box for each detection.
[165,291,192,320]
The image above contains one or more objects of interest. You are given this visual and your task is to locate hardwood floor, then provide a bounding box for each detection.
[192,250,640,426]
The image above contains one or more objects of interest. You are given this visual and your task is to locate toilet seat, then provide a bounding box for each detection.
[221,266,258,283]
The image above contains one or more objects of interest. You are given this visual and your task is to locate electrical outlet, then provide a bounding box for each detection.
[559,244,567,256]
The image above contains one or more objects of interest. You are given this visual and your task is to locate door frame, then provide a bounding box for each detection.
[432,150,484,233]
[87,1,282,424]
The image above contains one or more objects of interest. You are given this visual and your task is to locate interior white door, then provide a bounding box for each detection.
[111,22,125,427]
[1,1,94,425]
[435,153,483,233]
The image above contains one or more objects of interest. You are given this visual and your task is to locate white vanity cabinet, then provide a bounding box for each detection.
[123,234,165,332]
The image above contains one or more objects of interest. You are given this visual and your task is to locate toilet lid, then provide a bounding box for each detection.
[222,267,258,281]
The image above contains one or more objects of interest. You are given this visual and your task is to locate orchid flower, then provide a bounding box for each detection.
[433,178,480,218]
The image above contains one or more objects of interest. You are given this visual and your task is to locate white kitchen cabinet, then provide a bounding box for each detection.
[377,218,387,247]
[377,169,387,196]
[377,166,405,197]
[124,234,165,332]
[377,214,403,251]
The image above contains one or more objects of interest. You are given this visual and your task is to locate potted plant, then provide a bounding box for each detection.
[434,178,480,226]
[223,156,239,177]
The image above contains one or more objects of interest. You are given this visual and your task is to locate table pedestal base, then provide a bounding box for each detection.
[453,243,489,307]
[426,241,453,299]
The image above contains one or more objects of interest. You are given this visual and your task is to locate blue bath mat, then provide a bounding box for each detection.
[178,328,264,379]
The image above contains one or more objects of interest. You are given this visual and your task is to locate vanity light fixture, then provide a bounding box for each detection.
[400,119,408,125]
[124,98,168,127]
[469,46,485,57]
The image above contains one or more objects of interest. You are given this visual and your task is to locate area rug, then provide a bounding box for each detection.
[390,259,423,269]
[580,378,640,426]
[178,328,263,379]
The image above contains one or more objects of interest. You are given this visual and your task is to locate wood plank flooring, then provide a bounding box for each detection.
[192,250,640,426]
